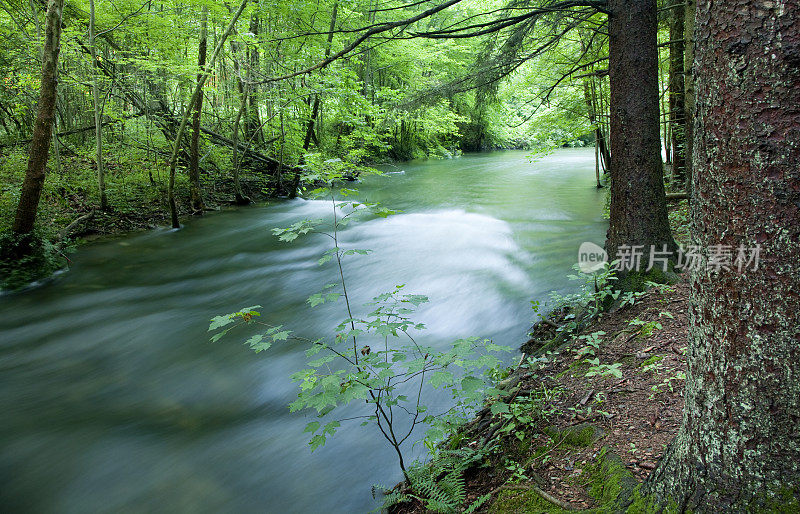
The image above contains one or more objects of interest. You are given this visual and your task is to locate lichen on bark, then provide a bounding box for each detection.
[642,0,800,510]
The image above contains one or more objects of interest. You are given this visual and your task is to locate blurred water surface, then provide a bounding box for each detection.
[0,149,606,513]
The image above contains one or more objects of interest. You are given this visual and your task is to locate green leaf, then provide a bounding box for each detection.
[461,376,483,393]
[429,370,454,388]
[491,402,509,415]
[208,315,234,331]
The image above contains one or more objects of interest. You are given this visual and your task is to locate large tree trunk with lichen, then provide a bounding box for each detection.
[11,0,64,236]
[605,0,676,278]
[643,0,800,509]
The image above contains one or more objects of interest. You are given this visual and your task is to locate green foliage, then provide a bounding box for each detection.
[380,447,491,513]
[493,385,563,444]
[211,189,511,477]
[0,230,67,290]
[668,200,690,247]
[628,318,663,338]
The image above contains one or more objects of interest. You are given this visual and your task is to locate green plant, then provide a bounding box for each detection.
[210,182,509,484]
[573,330,605,359]
[585,359,623,379]
[640,355,664,374]
[379,447,491,513]
[504,458,530,482]
[0,230,70,290]
[628,318,663,338]
[619,289,647,308]
[650,371,686,398]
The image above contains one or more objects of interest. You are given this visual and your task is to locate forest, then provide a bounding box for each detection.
[0,0,798,512]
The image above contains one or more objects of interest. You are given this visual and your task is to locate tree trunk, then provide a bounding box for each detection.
[189,6,208,213]
[89,0,107,211]
[302,1,338,152]
[231,84,250,205]
[605,0,676,279]
[167,0,249,228]
[668,0,686,186]
[644,0,800,509]
[583,78,604,188]
[683,0,696,196]
[244,13,263,145]
[11,0,64,236]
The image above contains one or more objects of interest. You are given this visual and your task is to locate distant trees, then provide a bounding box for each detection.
[644,0,800,508]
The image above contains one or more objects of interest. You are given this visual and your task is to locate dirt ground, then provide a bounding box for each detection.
[393,279,690,512]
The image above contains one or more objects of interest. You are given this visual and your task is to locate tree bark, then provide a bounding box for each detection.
[605,0,676,278]
[644,0,800,509]
[11,0,64,236]
[668,0,686,186]
[189,6,208,213]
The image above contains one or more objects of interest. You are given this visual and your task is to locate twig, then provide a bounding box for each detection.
[488,483,576,511]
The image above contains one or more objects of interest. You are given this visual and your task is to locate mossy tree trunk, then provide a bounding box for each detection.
[605,0,676,279]
[643,0,800,508]
[11,0,64,237]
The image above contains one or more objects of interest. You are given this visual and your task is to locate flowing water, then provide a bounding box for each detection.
[0,149,607,513]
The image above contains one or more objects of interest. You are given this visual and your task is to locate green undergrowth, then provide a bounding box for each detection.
[384,265,687,513]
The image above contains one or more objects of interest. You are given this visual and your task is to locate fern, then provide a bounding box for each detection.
[378,447,490,513]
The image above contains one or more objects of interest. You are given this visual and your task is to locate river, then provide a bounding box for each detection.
[0,149,606,513]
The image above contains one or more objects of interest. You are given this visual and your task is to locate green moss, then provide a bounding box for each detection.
[543,424,600,448]
[640,355,664,367]
[585,449,639,508]
[749,485,800,513]
[616,269,678,293]
[489,488,570,513]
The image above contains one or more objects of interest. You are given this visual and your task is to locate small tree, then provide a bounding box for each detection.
[10,0,64,238]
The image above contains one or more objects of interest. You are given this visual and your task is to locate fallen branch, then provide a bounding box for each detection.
[56,210,95,241]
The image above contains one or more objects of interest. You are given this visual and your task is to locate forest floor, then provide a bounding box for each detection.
[391,277,690,513]
[0,152,278,241]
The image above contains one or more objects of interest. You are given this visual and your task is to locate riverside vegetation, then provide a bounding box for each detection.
[2,0,799,511]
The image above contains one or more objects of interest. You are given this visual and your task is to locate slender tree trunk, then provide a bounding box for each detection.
[189,6,208,213]
[244,13,262,144]
[583,78,603,188]
[605,0,676,279]
[644,0,800,508]
[89,0,107,210]
[668,0,686,186]
[11,0,64,236]
[167,0,248,228]
[231,85,250,205]
[302,1,338,151]
[683,0,696,196]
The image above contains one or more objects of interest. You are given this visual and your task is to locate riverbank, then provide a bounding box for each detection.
[385,199,691,513]
[390,278,689,512]
[0,149,289,288]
